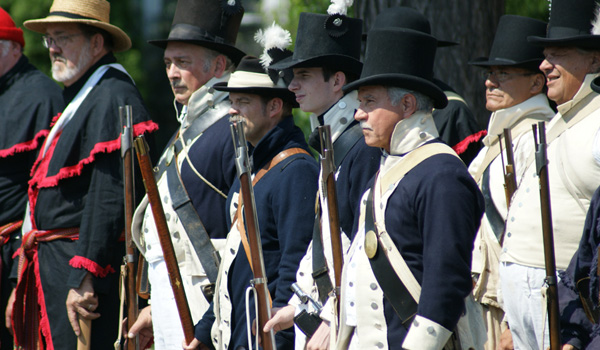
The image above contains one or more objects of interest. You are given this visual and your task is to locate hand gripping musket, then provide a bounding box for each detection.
[133,135,195,344]
[317,126,343,312]
[533,122,561,349]
[229,116,276,350]
[500,128,518,207]
[119,106,139,350]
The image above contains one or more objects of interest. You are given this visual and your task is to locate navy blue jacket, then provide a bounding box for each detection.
[195,116,318,349]
[559,186,600,349]
[379,150,484,345]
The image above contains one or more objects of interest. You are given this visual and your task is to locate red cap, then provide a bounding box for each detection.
[0,7,24,48]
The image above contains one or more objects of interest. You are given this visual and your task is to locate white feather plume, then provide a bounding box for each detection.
[327,0,353,15]
[254,22,292,70]
[593,5,600,35]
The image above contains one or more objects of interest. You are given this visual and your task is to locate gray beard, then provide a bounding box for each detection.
[52,41,92,83]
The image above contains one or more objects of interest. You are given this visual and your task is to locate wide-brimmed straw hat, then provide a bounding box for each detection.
[213,55,297,106]
[23,0,131,52]
[343,27,448,109]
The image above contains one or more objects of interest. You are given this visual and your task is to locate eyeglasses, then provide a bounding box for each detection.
[42,33,82,49]
[482,70,535,83]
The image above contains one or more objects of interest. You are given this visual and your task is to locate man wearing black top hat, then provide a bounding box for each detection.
[466,15,554,350]
[185,55,318,350]
[263,5,381,348]
[366,6,485,166]
[16,0,158,348]
[334,27,484,350]
[128,0,244,348]
[499,0,600,348]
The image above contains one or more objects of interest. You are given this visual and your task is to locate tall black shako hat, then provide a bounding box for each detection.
[343,28,448,109]
[365,6,457,47]
[148,0,245,64]
[269,12,363,75]
[528,0,600,49]
[470,15,547,71]
[213,55,297,106]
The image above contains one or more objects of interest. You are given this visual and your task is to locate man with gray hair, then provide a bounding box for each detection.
[127,0,245,348]
[334,26,484,350]
[0,6,63,348]
[498,0,600,348]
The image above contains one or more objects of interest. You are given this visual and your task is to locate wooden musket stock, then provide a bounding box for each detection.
[133,135,195,344]
[533,122,561,349]
[317,126,344,300]
[502,128,517,207]
[230,117,276,350]
[120,106,139,350]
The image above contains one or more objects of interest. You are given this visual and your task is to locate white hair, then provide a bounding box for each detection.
[386,86,434,112]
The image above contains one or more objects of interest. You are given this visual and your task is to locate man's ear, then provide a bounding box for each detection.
[331,71,347,93]
[530,73,546,95]
[401,93,418,118]
[212,55,227,78]
[90,33,105,57]
[268,97,283,118]
[590,52,600,74]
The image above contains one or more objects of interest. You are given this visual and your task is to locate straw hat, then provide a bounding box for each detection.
[23,0,131,52]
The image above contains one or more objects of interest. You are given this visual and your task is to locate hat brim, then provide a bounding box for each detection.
[24,16,131,52]
[528,34,600,49]
[148,38,246,65]
[592,76,600,94]
[270,54,363,76]
[468,56,544,70]
[343,74,448,109]
[361,32,458,47]
[212,82,298,107]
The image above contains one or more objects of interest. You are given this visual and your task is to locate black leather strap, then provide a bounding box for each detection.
[311,209,334,305]
[365,188,418,326]
[481,167,505,242]
[333,122,363,168]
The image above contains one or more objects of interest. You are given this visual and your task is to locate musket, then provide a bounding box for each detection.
[533,122,561,349]
[317,125,343,304]
[120,106,139,350]
[229,116,276,350]
[501,128,517,207]
[133,135,195,344]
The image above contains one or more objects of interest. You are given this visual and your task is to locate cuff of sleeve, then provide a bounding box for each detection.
[402,315,452,350]
[69,256,115,277]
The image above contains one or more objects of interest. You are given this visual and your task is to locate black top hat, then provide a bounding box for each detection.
[213,56,297,106]
[592,76,600,92]
[270,12,363,75]
[343,28,448,109]
[148,0,246,64]
[469,15,547,71]
[364,6,458,47]
[528,0,600,49]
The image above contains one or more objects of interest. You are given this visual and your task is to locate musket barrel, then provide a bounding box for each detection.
[133,136,195,344]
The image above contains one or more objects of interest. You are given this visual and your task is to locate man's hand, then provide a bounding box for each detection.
[5,288,15,334]
[66,273,100,336]
[306,321,330,350]
[498,328,514,350]
[182,338,210,350]
[124,305,153,349]
[263,305,295,334]
[546,346,576,350]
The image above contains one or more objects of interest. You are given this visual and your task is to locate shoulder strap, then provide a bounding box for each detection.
[236,148,311,273]
[333,123,363,168]
[366,142,459,323]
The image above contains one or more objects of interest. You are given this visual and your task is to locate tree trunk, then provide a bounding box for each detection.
[354,0,505,128]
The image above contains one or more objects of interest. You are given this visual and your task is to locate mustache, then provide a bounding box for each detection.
[170,81,185,89]
[51,53,66,63]
[360,121,371,130]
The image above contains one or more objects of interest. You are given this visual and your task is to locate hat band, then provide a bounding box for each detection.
[169,23,227,44]
[48,11,100,21]
[228,71,276,88]
[547,25,592,39]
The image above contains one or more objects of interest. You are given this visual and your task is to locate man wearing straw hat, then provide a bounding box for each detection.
[334,26,484,349]
[12,0,158,348]
[127,0,245,348]
[467,14,554,350]
[0,6,63,348]
[185,54,318,350]
[497,0,600,348]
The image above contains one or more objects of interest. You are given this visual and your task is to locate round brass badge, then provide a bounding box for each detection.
[365,230,378,259]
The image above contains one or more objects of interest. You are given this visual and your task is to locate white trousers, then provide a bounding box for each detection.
[499,262,554,350]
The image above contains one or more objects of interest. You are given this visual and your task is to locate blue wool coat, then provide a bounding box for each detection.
[195,116,318,349]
